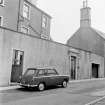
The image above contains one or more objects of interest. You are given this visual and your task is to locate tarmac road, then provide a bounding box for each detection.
[0,79,105,105]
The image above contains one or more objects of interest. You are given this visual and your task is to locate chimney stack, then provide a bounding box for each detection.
[80,0,91,27]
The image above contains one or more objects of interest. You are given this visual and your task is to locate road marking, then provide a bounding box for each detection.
[85,96,105,105]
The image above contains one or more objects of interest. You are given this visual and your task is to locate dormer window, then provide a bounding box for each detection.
[23,2,30,19]
[42,15,47,28]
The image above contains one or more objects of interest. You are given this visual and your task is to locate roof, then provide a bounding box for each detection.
[25,0,52,19]
[92,28,105,39]
[67,26,105,56]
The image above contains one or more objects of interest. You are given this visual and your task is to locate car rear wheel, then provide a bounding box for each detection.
[38,83,45,91]
[62,81,67,88]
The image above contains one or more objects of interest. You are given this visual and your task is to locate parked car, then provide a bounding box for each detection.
[20,68,69,91]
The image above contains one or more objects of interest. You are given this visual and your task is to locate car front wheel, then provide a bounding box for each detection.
[38,83,45,91]
[62,81,67,88]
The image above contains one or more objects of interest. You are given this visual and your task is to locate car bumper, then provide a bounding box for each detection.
[20,83,38,88]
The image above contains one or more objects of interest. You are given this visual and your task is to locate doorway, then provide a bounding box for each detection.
[11,50,24,83]
[71,56,76,80]
[92,63,99,78]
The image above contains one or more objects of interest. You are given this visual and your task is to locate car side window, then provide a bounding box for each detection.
[47,69,57,76]
[38,70,45,76]
[25,70,35,76]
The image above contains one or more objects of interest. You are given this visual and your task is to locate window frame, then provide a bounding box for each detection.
[0,16,3,26]
[23,2,30,20]
[12,49,24,65]
[42,15,47,29]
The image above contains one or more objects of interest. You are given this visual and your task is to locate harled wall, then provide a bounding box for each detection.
[0,27,69,86]
[0,27,104,86]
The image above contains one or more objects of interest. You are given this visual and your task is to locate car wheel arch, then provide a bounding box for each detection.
[62,79,68,88]
[63,79,68,82]
[38,82,46,88]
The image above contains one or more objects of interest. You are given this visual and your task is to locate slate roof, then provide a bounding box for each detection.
[92,28,105,39]
[67,27,105,56]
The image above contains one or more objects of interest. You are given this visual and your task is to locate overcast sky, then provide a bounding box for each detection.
[36,0,105,44]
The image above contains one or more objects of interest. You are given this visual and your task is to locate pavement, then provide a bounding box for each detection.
[0,85,21,91]
[0,78,105,105]
[1,78,105,91]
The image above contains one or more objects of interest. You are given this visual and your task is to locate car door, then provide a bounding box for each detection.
[46,69,58,86]
[37,69,54,86]
[42,69,53,86]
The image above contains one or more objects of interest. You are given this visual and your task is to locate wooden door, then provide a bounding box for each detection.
[71,56,76,80]
[92,63,99,78]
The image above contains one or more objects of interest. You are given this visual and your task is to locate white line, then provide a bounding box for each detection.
[85,96,105,105]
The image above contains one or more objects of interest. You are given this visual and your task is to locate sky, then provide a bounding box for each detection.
[35,0,105,44]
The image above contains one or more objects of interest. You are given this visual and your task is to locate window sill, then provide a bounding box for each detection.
[0,3,5,7]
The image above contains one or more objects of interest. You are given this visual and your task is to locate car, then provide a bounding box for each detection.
[20,68,69,91]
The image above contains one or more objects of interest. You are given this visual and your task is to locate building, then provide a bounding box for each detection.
[0,27,70,86]
[0,0,70,86]
[0,0,51,39]
[0,0,104,86]
[67,1,105,79]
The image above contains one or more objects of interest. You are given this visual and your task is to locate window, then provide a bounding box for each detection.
[42,15,47,28]
[0,0,3,5]
[12,50,24,65]
[38,70,45,76]
[21,26,29,34]
[23,2,30,19]
[25,69,36,76]
[47,69,57,75]
[0,16,3,26]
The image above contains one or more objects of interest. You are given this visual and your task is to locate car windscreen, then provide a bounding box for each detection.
[24,69,37,76]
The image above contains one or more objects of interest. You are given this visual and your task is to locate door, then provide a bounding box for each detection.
[11,50,24,83]
[71,56,76,80]
[45,69,58,86]
[92,63,99,78]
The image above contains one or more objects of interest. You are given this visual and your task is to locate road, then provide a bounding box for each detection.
[0,79,105,105]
